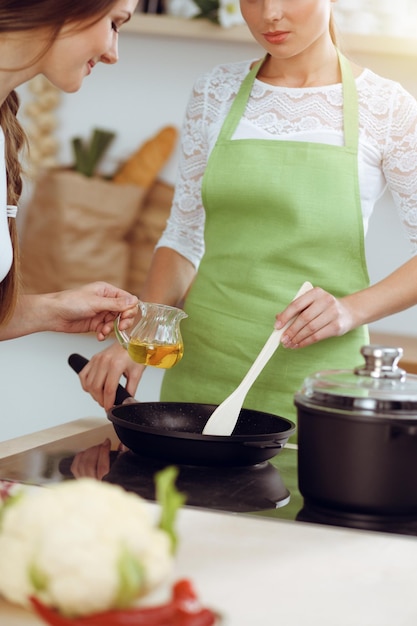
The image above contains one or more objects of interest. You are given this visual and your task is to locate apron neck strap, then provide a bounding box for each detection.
[337,49,359,151]
[219,57,264,140]
[218,49,359,152]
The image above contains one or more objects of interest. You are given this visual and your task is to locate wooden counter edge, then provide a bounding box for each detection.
[0,417,110,460]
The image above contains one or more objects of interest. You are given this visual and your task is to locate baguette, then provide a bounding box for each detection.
[113,125,178,189]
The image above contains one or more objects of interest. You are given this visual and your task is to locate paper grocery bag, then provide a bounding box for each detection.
[125,180,174,296]
[20,169,145,293]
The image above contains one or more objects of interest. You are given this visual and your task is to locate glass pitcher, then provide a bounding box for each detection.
[114,301,188,368]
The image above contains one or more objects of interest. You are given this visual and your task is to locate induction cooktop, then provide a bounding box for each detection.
[2,432,417,538]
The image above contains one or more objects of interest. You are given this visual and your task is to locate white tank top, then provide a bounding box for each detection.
[0,128,16,283]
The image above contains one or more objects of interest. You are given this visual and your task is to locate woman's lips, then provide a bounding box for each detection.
[263,31,290,44]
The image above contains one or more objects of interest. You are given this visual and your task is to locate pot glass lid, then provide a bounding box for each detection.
[297,345,417,414]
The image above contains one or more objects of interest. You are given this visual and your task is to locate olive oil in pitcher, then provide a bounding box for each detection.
[114,301,187,369]
[127,340,184,368]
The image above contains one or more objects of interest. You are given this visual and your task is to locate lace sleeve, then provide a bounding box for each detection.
[383,84,417,255]
[155,75,210,269]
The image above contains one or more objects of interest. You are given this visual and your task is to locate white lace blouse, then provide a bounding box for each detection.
[157,60,417,270]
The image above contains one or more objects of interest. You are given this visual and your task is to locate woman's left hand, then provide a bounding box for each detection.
[274,286,355,348]
[48,282,139,340]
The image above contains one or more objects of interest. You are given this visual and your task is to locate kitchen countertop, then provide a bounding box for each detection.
[1,418,417,625]
[370,331,417,374]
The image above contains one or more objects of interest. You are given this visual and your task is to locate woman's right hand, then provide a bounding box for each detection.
[78,342,146,410]
[70,438,113,480]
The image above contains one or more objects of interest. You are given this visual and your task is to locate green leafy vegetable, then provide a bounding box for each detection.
[72,128,116,177]
[155,467,186,554]
[29,562,49,592]
[0,490,24,529]
[115,545,145,608]
[192,0,220,23]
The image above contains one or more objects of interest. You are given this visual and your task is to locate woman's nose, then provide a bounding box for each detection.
[263,0,284,21]
[100,40,119,65]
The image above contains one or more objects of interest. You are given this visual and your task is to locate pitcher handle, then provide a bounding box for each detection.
[114,314,129,349]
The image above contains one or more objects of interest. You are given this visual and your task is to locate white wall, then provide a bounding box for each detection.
[0,331,164,442]
[24,33,262,183]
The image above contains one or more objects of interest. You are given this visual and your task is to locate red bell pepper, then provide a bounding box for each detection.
[30,579,218,626]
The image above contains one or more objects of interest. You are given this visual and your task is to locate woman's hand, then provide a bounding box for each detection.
[0,282,138,342]
[70,439,129,480]
[49,282,139,340]
[274,286,355,348]
[275,259,417,349]
[78,342,146,411]
[70,438,113,480]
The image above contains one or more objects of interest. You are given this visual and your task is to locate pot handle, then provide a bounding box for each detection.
[68,353,132,405]
[242,441,283,449]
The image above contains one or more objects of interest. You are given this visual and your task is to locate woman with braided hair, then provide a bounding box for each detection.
[0,0,138,341]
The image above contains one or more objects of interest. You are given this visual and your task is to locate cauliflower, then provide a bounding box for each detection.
[0,478,177,618]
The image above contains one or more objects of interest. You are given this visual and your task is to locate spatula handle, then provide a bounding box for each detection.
[202,281,314,436]
[233,281,314,393]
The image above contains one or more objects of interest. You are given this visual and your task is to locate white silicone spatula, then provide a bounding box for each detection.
[202,281,314,437]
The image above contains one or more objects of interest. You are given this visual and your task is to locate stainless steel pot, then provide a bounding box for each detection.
[294,345,417,517]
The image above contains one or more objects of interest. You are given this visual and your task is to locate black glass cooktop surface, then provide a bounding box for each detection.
[2,430,417,538]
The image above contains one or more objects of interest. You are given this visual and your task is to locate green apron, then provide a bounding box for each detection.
[161,51,369,423]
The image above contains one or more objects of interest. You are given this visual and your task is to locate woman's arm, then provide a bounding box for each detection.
[0,282,138,341]
[276,81,417,349]
[139,246,197,305]
[275,255,417,348]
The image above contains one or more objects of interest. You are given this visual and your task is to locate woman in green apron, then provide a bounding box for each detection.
[82,0,417,425]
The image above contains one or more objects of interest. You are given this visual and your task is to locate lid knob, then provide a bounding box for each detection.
[354,345,406,380]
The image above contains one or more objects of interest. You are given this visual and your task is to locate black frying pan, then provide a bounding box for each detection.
[68,354,295,467]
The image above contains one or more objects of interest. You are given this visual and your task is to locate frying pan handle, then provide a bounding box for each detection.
[68,353,133,405]
[242,441,284,450]
[68,353,89,374]
[58,451,120,477]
